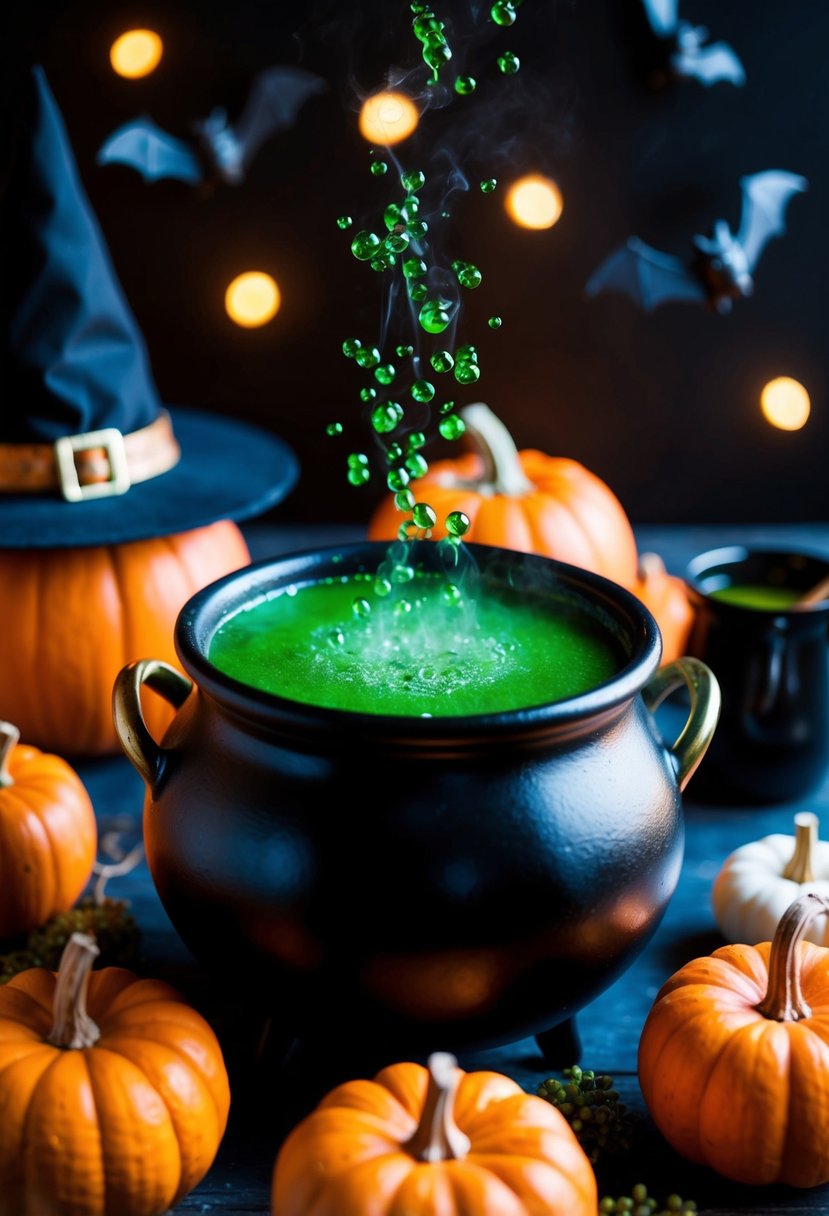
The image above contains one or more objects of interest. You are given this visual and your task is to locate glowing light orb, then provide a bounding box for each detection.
[760,377,811,431]
[359,91,419,146]
[225,273,281,328]
[505,174,563,230]
[109,30,163,79]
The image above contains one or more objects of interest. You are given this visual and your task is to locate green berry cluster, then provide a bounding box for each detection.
[1,898,141,984]
[600,1185,697,1215]
[536,1065,637,1165]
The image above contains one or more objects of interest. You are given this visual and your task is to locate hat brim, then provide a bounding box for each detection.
[0,407,299,548]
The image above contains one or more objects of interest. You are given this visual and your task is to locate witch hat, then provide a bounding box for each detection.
[0,64,298,548]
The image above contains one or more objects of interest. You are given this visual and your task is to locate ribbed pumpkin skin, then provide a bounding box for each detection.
[638,940,829,1187]
[0,966,230,1216]
[367,449,639,591]
[0,521,250,757]
[272,1061,597,1216]
[0,743,97,938]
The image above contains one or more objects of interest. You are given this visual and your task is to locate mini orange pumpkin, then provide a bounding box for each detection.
[0,520,250,757]
[638,891,829,1187]
[0,932,230,1216]
[367,403,639,590]
[0,721,97,939]
[632,552,695,664]
[272,1050,597,1215]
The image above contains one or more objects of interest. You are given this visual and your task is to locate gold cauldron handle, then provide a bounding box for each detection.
[113,659,193,787]
[642,657,721,792]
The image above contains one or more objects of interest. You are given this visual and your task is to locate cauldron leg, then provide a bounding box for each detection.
[535,1017,582,1068]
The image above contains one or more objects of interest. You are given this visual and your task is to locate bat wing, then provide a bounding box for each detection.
[641,0,678,37]
[96,118,203,184]
[737,170,808,270]
[585,237,707,312]
[233,66,327,168]
[671,41,746,86]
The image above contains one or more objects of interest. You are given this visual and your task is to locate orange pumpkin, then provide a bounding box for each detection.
[638,891,829,1187]
[272,1050,597,1215]
[632,552,695,664]
[0,520,250,757]
[0,932,230,1216]
[367,403,639,590]
[0,722,97,939]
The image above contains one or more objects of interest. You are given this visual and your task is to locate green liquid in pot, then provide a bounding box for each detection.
[208,572,620,716]
[709,583,802,611]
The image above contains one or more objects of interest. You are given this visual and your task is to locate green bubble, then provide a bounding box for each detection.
[419,300,452,333]
[442,582,463,606]
[454,362,481,384]
[404,194,421,215]
[387,467,410,491]
[395,488,416,511]
[458,263,482,289]
[347,452,369,467]
[355,346,381,368]
[374,363,396,385]
[351,230,380,260]
[413,14,443,40]
[386,441,404,463]
[326,422,343,436]
[374,576,392,597]
[401,170,427,192]
[385,232,410,254]
[396,344,414,357]
[371,402,403,433]
[384,203,409,230]
[412,379,436,403]
[409,282,428,301]
[480,178,497,193]
[488,315,503,329]
[370,251,396,272]
[328,628,345,647]
[439,415,466,440]
[454,75,476,95]
[347,465,370,486]
[360,386,378,402]
[412,502,437,529]
[336,215,352,229]
[431,350,455,373]
[352,597,371,618]
[408,219,428,240]
[455,343,477,362]
[342,337,361,358]
[440,399,456,414]
[446,509,471,536]
[370,160,388,176]
[407,431,426,450]
[394,598,413,617]
[405,452,429,478]
[403,257,427,279]
[491,1,516,25]
[440,209,450,218]
[411,1,429,12]
[497,50,520,73]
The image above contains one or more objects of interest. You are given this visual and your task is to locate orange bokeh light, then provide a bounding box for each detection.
[359,91,419,146]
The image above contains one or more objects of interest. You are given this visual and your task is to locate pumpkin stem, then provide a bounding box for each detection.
[781,812,819,884]
[459,403,535,497]
[756,892,829,1021]
[404,1052,472,1162]
[0,721,20,788]
[47,933,101,1050]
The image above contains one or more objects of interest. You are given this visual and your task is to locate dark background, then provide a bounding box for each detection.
[5,0,827,528]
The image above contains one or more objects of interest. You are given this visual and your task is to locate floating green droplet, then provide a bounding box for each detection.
[351,230,380,260]
[386,441,404,463]
[412,379,435,403]
[385,232,410,254]
[395,488,416,511]
[336,215,352,229]
[406,452,429,478]
[454,362,481,385]
[370,251,396,272]
[355,346,381,368]
[413,14,443,40]
[458,263,482,289]
[328,628,345,647]
[446,509,471,536]
[412,502,437,529]
[419,299,452,334]
[497,50,520,73]
[401,169,426,192]
[431,350,455,373]
[371,160,388,176]
[409,282,428,302]
[394,598,413,617]
[384,203,409,230]
[371,402,403,433]
[442,582,463,606]
[360,386,378,403]
[491,1,516,26]
[480,178,497,193]
[342,337,361,358]
[374,363,396,385]
[455,343,477,363]
[387,467,410,491]
[454,75,476,95]
[326,422,343,436]
[488,315,503,329]
[396,344,414,357]
[440,399,456,414]
[407,431,426,450]
[403,257,427,279]
[347,465,370,486]
[407,219,428,241]
[439,415,466,440]
[347,452,369,467]
[404,194,421,215]
[352,597,371,618]
[374,576,392,597]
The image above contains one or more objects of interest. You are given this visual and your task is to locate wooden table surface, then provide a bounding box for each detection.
[73,520,829,1215]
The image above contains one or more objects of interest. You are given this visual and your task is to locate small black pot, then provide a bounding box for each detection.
[114,542,719,1061]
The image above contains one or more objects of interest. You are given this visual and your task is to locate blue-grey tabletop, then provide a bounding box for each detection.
[68,520,829,1215]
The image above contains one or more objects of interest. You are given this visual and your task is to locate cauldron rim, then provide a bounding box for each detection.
[174,541,662,747]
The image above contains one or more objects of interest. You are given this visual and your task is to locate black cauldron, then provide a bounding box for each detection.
[114,542,719,1064]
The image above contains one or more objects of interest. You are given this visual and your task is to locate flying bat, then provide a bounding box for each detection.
[640,0,745,88]
[96,66,326,187]
[585,171,808,315]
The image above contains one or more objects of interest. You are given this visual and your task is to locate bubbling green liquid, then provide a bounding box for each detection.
[209,572,621,717]
[709,583,802,611]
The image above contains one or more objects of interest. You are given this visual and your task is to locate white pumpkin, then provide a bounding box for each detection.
[712,812,829,946]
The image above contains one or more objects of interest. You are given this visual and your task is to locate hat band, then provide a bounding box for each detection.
[0,411,181,502]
